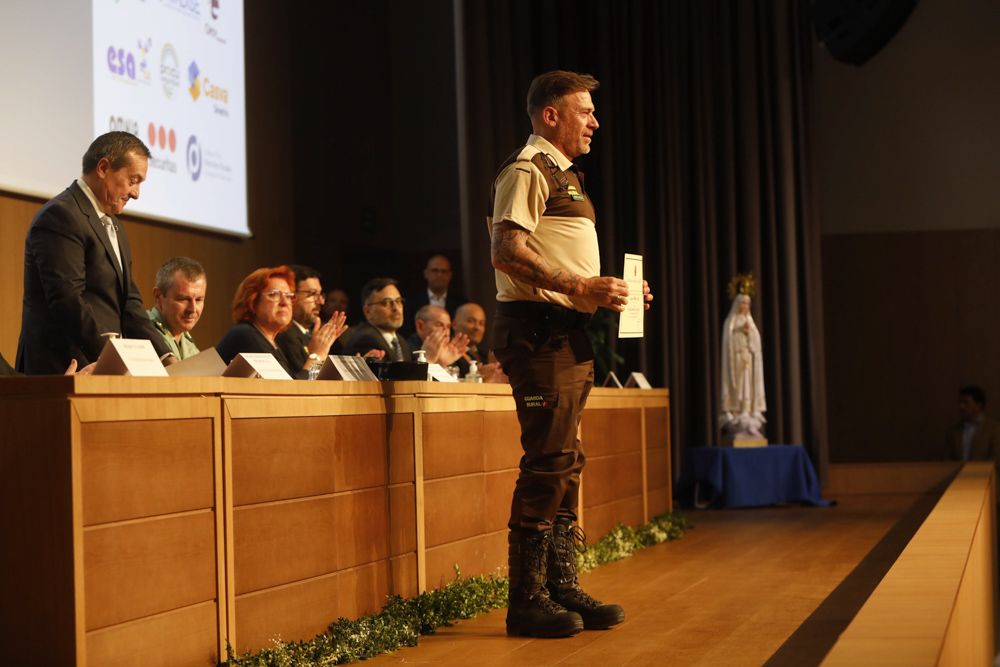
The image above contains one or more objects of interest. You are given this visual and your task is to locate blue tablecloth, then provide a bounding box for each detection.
[677,445,831,509]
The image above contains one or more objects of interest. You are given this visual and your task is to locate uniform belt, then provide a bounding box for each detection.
[495,300,591,330]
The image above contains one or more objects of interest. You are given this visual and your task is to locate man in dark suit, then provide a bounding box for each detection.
[340,277,412,360]
[276,264,348,372]
[16,131,172,374]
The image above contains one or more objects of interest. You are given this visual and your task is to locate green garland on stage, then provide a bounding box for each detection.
[222,512,687,667]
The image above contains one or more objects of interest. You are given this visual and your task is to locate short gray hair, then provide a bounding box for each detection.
[82,131,151,173]
[155,256,206,293]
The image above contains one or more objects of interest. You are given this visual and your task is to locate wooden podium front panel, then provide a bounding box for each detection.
[420,403,521,588]
[644,406,672,517]
[580,408,645,540]
[224,396,416,654]
[74,396,225,667]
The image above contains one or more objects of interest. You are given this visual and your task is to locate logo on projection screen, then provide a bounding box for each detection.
[186,135,202,181]
[148,123,177,153]
[188,60,201,101]
[160,43,181,99]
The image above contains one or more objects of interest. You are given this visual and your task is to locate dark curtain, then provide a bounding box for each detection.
[456,0,829,480]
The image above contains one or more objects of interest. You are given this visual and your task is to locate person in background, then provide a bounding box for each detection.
[339,277,412,360]
[148,256,207,361]
[452,302,489,376]
[406,304,469,367]
[216,266,347,378]
[276,264,348,372]
[403,254,467,336]
[320,288,350,323]
[947,385,1000,466]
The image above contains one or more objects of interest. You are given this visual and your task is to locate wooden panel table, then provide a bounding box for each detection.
[0,376,227,667]
[0,377,670,662]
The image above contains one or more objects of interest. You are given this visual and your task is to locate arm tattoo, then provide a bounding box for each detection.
[490,222,585,296]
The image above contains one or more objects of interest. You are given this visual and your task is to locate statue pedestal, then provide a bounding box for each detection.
[733,436,768,448]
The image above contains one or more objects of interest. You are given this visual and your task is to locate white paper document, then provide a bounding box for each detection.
[618,253,644,339]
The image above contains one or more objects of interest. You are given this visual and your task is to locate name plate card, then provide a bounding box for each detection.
[624,371,652,389]
[317,355,379,381]
[427,363,459,382]
[165,347,227,377]
[223,353,292,380]
[93,338,168,377]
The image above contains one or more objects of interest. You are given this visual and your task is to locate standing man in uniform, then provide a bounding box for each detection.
[489,70,653,638]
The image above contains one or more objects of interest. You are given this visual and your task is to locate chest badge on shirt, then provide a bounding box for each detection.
[566,185,585,202]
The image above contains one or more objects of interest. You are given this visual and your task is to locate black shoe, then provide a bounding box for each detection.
[506,529,584,638]
[547,519,626,630]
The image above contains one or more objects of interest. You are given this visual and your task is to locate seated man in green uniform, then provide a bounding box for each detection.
[147,256,207,360]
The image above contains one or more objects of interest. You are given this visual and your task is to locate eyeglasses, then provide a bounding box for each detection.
[262,290,296,302]
[296,289,325,301]
[367,297,405,309]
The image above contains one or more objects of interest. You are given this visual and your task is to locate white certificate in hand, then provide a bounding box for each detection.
[618,253,644,339]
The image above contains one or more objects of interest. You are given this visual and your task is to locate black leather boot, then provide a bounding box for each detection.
[547,518,625,629]
[506,529,584,638]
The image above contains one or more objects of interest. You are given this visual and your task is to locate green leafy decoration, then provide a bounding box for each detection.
[222,512,686,666]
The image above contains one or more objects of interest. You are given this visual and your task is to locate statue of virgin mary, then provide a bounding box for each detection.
[720,275,766,438]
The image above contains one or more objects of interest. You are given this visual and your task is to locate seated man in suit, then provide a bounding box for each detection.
[947,385,1000,466]
[276,264,348,372]
[17,131,173,373]
[406,304,469,367]
[147,256,207,361]
[340,278,412,360]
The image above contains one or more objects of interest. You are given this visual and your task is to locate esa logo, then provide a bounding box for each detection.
[108,39,151,83]
[107,46,136,80]
[108,115,139,136]
[186,135,202,182]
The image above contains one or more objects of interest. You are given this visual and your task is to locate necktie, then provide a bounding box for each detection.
[102,217,123,271]
[390,336,402,361]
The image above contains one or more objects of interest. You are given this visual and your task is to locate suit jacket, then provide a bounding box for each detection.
[16,182,170,374]
[216,322,307,380]
[340,320,412,361]
[276,322,312,374]
[947,415,1000,464]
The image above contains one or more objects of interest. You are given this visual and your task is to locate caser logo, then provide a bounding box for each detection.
[147,123,178,153]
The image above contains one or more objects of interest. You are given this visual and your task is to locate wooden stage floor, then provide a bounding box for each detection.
[367,493,936,666]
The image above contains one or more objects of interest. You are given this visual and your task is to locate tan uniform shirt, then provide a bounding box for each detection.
[488,134,600,313]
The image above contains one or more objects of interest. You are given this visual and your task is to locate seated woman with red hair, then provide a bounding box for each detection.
[216,266,347,378]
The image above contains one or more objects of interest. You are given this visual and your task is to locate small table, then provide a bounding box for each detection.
[678,444,831,508]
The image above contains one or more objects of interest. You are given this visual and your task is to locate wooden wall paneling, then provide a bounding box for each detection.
[824,462,962,496]
[221,400,237,653]
[83,512,218,631]
[0,397,81,665]
[233,575,340,655]
[85,601,220,667]
[640,405,648,522]
[421,411,486,480]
